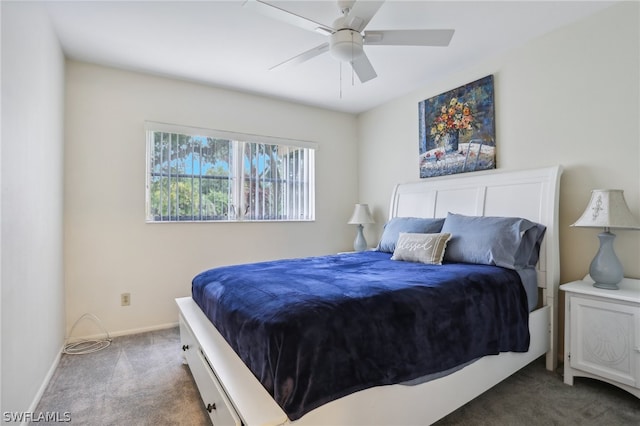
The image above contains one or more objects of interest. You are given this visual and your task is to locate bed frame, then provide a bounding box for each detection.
[176,165,563,426]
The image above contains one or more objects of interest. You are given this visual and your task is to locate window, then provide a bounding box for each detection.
[145,122,316,222]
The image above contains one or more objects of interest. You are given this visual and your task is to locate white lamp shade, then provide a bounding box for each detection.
[348,204,374,225]
[571,189,640,230]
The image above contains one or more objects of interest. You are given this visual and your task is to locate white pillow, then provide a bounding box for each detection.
[391,232,452,265]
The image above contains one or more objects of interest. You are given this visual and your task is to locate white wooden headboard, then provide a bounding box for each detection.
[389,165,562,290]
[389,165,563,370]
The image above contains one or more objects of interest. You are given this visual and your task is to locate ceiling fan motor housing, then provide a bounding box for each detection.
[330,29,364,61]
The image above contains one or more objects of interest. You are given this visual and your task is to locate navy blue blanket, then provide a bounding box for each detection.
[192,251,530,420]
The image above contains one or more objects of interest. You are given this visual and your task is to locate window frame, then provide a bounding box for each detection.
[145,121,317,223]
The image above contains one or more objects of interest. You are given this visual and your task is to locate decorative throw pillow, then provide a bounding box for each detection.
[440,212,547,269]
[391,232,452,265]
[377,217,445,253]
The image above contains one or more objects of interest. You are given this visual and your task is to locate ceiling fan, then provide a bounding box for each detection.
[244,0,455,83]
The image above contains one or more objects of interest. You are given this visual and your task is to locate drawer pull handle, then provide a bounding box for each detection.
[182,344,189,351]
[206,403,217,413]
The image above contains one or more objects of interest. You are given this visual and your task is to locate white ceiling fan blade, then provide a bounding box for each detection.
[350,53,377,83]
[365,29,455,46]
[269,42,330,70]
[244,0,333,34]
[345,0,385,32]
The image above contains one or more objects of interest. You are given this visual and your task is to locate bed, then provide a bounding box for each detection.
[176,165,562,425]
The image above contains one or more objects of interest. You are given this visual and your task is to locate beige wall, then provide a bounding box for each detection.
[4,0,636,414]
[1,2,66,414]
[357,2,640,285]
[64,63,359,337]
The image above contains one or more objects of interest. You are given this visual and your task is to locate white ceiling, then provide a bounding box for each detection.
[44,0,616,114]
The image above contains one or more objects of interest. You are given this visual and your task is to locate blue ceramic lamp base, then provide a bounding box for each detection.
[353,224,368,252]
[589,231,624,290]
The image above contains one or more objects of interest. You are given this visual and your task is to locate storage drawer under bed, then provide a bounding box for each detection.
[180,315,243,426]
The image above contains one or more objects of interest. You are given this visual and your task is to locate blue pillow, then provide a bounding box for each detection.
[377,217,445,253]
[440,212,546,269]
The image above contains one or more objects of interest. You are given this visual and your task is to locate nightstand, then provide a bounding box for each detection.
[560,277,640,399]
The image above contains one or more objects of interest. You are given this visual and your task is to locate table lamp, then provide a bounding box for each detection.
[348,204,374,252]
[571,189,640,289]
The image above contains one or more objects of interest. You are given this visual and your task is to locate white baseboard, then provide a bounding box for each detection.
[71,321,179,341]
[109,322,179,338]
[24,344,64,425]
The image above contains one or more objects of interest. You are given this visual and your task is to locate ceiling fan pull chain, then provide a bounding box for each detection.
[339,61,343,99]
[351,31,355,86]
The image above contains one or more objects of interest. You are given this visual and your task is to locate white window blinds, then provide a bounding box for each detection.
[145,122,315,222]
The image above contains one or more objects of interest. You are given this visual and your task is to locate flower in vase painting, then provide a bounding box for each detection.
[418,75,495,178]
[429,98,475,147]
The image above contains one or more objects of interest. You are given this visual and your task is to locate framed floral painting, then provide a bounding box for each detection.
[418,75,495,178]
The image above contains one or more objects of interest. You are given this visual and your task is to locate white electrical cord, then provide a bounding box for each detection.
[63,313,112,355]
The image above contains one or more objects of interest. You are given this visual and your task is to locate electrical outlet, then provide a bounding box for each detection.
[121,293,131,306]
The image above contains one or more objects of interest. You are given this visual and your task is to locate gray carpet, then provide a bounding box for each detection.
[34,327,210,426]
[34,327,639,425]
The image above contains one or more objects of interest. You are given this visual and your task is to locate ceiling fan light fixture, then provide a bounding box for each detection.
[330,29,364,62]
